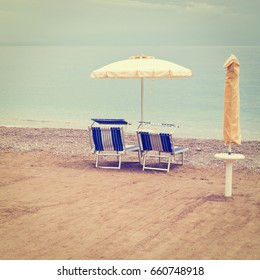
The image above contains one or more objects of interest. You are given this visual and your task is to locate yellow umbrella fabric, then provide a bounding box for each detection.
[214,54,244,197]
[223,54,241,148]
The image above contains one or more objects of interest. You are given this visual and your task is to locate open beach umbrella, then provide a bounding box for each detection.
[215,54,244,197]
[91,55,192,121]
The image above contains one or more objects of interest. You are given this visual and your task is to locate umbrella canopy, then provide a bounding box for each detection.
[91,55,192,121]
[91,55,192,78]
[223,54,241,151]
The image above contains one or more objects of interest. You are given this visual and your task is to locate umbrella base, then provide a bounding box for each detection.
[215,153,245,197]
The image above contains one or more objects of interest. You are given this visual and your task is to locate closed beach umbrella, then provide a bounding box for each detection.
[91,55,192,121]
[215,54,244,197]
[223,54,241,152]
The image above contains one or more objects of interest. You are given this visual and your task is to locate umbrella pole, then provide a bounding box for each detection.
[228,144,232,155]
[141,77,144,122]
[225,161,233,197]
[226,143,232,196]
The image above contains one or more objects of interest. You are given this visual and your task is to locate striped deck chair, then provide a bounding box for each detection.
[88,119,140,169]
[137,125,188,172]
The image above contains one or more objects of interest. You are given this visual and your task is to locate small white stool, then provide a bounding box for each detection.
[215,153,245,197]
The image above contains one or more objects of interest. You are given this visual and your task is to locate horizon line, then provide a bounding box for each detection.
[1,43,260,47]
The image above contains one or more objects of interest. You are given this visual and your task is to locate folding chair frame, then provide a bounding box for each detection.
[88,119,140,169]
[136,122,188,172]
[95,151,123,170]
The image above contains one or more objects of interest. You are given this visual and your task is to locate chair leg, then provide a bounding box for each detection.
[118,154,122,169]
[142,153,172,172]
[137,149,142,164]
[142,153,147,171]
[174,153,184,165]
[96,152,100,168]
[167,156,171,172]
[95,153,122,169]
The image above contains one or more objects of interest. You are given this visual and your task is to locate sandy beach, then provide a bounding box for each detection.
[0,126,259,260]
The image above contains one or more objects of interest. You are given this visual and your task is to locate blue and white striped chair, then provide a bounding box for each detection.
[136,122,189,172]
[89,119,140,169]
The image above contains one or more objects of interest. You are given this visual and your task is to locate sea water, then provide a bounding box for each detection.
[0,45,259,140]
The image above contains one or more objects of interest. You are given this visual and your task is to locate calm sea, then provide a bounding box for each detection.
[0,45,259,140]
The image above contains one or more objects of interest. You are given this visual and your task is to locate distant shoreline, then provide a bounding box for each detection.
[0,122,259,142]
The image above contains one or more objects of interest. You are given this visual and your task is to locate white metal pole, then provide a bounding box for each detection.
[225,161,233,197]
[228,144,232,155]
[141,77,144,122]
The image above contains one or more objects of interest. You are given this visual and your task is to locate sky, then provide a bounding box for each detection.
[0,0,259,46]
